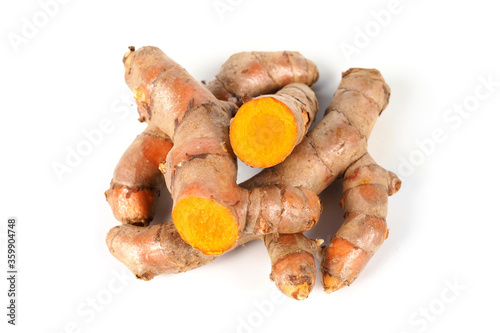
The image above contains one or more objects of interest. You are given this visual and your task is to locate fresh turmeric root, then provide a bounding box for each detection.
[244,68,401,292]
[105,125,173,226]
[106,47,400,298]
[208,51,320,167]
[264,233,320,300]
[206,51,318,106]
[106,182,321,286]
[322,153,400,292]
[123,46,321,256]
[106,173,321,299]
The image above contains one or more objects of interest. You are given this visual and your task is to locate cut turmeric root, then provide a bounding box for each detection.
[123,46,321,255]
[207,56,322,297]
[230,83,318,168]
[107,183,320,299]
[106,180,321,284]
[105,46,401,299]
[206,55,322,297]
[172,196,239,255]
[243,68,400,292]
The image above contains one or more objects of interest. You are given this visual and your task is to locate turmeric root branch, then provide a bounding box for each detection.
[244,68,400,293]
[322,154,401,292]
[265,234,321,300]
[207,51,319,105]
[105,126,173,226]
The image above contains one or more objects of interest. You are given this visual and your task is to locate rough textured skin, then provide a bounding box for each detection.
[121,46,321,255]
[265,234,321,300]
[105,125,173,226]
[241,68,390,193]
[271,83,319,145]
[230,83,319,168]
[243,68,400,292]
[105,183,320,281]
[322,154,400,292]
[107,222,259,280]
[206,51,319,106]
[106,184,321,284]
[106,182,320,280]
[106,51,400,296]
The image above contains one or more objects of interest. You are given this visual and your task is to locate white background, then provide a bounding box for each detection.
[1,0,499,332]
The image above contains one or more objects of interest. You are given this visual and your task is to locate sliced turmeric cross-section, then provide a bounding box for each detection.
[172,196,239,255]
[230,83,318,168]
[230,97,297,168]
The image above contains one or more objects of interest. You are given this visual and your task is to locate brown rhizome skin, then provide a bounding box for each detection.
[106,47,400,299]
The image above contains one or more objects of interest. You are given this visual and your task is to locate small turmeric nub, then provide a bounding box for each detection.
[322,273,347,293]
[322,237,370,293]
[133,88,147,106]
[230,97,297,168]
[105,186,157,226]
[272,252,316,300]
[172,196,239,255]
[265,233,319,300]
[106,128,173,225]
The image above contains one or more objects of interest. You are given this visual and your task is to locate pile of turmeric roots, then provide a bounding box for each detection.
[105,46,401,300]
